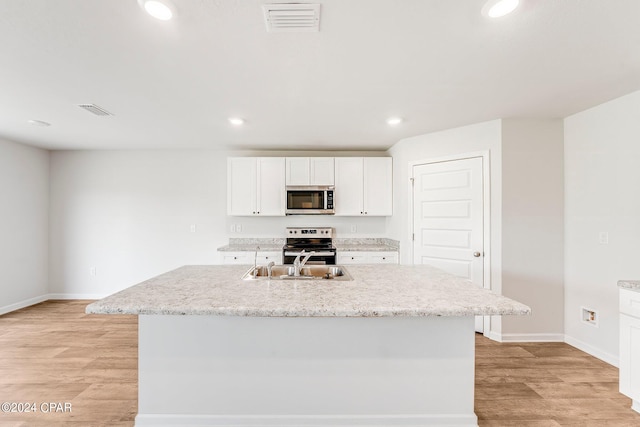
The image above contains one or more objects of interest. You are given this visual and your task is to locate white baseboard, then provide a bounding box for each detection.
[0,294,49,316]
[564,334,618,367]
[134,414,479,427]
[486,332,565,343]
[0,293,108,315]
[485,331,618,367]
[46,293,107,300]
[632,400,640,414]
[483,329,502,342]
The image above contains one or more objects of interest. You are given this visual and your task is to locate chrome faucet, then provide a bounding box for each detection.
[293,250,315,277]
[266,261,275,279]
[253,246,260,278]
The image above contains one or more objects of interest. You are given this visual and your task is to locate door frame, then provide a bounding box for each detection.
[408,151,492,333]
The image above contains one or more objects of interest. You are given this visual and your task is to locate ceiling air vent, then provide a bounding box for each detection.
[77,104,114,116]
[262,3,320,32]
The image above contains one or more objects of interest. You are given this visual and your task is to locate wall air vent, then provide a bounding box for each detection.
[77,104,114,116]
[262,3,320,32]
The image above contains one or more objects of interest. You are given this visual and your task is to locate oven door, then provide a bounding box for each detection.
[286,186,334,215]
[283,250,336,265]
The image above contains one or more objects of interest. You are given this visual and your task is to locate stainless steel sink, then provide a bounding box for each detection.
[242,265,352,281]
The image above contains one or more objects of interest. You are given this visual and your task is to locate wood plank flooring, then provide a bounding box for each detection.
[475,335,640,426]
[0,300,137,427]
[1,300,639,426]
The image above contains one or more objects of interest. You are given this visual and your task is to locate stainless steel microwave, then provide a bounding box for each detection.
[285,186,334,215]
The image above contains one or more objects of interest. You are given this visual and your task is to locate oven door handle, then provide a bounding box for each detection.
[284,251,335,257]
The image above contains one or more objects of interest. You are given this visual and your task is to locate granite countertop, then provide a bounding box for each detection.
[618,280,640,292]
[217,238,285,252]
[217,238,400,252]
[86,264,530,317]
[334,238,399,252]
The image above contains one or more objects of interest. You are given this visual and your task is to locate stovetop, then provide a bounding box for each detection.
[285,227,334,250]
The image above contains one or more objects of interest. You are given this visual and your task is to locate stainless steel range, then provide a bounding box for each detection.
[282,227,336,265]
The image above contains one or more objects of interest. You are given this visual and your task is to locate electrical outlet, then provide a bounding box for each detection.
[236,224,242,233]
[350,225,357,233]
[598,232,609,244]
[190,224,197,233]
[581,307,598,327]
[90,267,97,277]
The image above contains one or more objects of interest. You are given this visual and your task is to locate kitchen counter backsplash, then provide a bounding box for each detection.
[618,280,640,292]
[217,237,399,252]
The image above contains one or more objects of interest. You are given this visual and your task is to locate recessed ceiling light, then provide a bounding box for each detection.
[387,117,403,126]
[482,0,519,18]
[27,119,51,127]
[138,0,174,20]
[228,117,244,126]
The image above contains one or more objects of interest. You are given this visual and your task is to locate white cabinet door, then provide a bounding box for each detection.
[337,251,399,265]
[286,158,310,185]
[221,252,253,265]
[368,252,398,264]
[257,157,285,216]
[222,251,283,265]
[310,157,335,185]
[337,252,368,264]
[620,289,640,404]
[334,157,364,216]
[364,157,393,216]
[227,158,257,216]
[286,157,334,185]
[256,251,283,265]
[228,157,285,216]
[335,157,392,216]
[620,313,640,402]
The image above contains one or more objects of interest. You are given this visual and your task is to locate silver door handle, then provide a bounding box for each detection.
[473,251,482,257]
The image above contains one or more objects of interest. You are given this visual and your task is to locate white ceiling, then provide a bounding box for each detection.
[1,0,639,151]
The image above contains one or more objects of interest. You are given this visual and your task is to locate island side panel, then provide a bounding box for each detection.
[136,315,478,427]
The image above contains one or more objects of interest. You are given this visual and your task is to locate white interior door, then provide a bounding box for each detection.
[412,157,484,332]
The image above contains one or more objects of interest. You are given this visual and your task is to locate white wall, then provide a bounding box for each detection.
[0,138,49,314]
[501,119,564,339]
[49,150,388,297]
[387,120,505,337]
[387,119,503,262]
[564,90,640,365]
[388,119,565,340]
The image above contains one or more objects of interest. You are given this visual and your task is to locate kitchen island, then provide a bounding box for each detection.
[87,264,530,427]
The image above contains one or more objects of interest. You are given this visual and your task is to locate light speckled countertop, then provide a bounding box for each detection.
[618,280,640,292]
[217,238,399,252]
[86,264,530,317]
[334,238,398,252]
[217,238,284,252]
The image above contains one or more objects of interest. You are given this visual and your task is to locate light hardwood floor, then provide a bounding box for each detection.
[1,300,639,426]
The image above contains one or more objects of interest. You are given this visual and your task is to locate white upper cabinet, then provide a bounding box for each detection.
[286,157,335,185]
[227,157,285,216]
[227,157,256,216]
[335,157,392,216]
[335,157,364,215]
[364,157,393,216]
[310,157,335,185]
[286,158,309,185]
